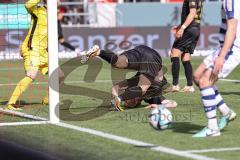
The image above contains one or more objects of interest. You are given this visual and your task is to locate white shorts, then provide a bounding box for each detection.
[203,46,240,78]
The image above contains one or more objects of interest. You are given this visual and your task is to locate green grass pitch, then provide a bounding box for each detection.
[0,58,240,160]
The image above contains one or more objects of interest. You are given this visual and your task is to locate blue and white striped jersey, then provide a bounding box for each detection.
[220,0,240,47]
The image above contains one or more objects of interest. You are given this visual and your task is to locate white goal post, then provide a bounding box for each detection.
[47,0,60,123]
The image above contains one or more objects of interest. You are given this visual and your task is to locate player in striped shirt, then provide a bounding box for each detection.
[193,0,239,137]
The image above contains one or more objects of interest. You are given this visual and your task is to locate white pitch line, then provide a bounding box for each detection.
[0,80,113,86]
[0,108,48,121]
[54,122,218,160]
[0,121,48,127]
[185,147,240,153]
[0,77,186,87]
[219,79,240,83]
[0,78,238,87]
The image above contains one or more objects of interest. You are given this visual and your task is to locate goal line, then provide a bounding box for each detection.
[0,107,48,126]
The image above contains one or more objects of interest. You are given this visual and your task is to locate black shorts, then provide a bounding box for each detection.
[122,45,162,79]
[172,24,200,54]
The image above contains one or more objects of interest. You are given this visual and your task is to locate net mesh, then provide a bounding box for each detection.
[0,0,49,123]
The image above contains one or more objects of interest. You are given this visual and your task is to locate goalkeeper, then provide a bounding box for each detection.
[81,45,177,111]
[6,0,63,110]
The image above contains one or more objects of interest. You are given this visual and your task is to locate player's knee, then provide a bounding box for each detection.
[193,72,200,86]
[181,53,191,62]
[170,52,179,58]
[170,49,181,57]
[199,77,211,88]
[26,70,38,79]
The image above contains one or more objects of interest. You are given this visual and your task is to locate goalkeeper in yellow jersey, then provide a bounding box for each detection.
[6,0,49,110]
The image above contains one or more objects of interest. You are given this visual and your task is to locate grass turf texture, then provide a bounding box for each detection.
[0,57,240,160]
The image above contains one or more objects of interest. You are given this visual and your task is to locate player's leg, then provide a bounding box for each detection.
[7,51,39,110]
[98,50,128,69]
[59,37,75,51]
[193,63,207,87]
[193,50,220,137]
[170,48,182,92]
[215,49,240,130]
[81,45,130,69]
[192,69,221,137]
[193,47,240,137]
[180,53,195,92]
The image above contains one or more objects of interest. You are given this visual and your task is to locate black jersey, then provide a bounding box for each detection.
[181,0,203,25]
[121,45,162,78]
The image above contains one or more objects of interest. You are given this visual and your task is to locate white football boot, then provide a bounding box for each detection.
[80,45,100,63]
[180,86,195,93]
[192,127,221,138]
[171,85,180,92]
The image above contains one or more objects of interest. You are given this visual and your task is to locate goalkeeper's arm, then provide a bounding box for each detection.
[25,0,42,12]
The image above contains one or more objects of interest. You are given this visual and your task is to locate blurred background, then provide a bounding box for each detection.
[0,0,222,58]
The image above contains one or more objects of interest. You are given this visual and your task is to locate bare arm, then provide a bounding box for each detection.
[213,18,238,75]
[112,80,129,97]
[176,8,197,39]
[219,19,237,58]
[182,8,197,29]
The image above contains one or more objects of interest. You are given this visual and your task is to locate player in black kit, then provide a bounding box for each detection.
[170,0,203,93]
[80,45,177,111]
[58,11,77,51]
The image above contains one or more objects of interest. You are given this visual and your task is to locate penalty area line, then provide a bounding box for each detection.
[184,147,240,153]
[54,122,218,160]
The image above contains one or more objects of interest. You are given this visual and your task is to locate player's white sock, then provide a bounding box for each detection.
[200,86,218,130]
[213,86,230,116]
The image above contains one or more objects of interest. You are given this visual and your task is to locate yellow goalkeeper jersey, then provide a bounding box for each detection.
[21,0,47,53]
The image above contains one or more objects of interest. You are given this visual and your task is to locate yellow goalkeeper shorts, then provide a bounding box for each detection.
[22,49,48,75]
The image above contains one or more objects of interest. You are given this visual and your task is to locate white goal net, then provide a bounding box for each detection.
[0,0,59,126]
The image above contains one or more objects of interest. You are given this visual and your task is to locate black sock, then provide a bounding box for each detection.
[119,86,142,101]
[61,42,75,51]
[99,50,118,65]
[171,57,180,85]
[182,61,193,86]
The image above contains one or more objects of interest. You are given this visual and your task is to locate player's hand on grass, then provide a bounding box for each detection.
[145,104,158,109]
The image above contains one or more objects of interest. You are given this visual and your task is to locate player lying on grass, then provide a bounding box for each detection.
[80,45,177,111]
[192,0,239,137]
[111,74,177,110]
[6,0,64,111]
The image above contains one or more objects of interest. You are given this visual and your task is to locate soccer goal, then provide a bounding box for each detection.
[0,0,59,126]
